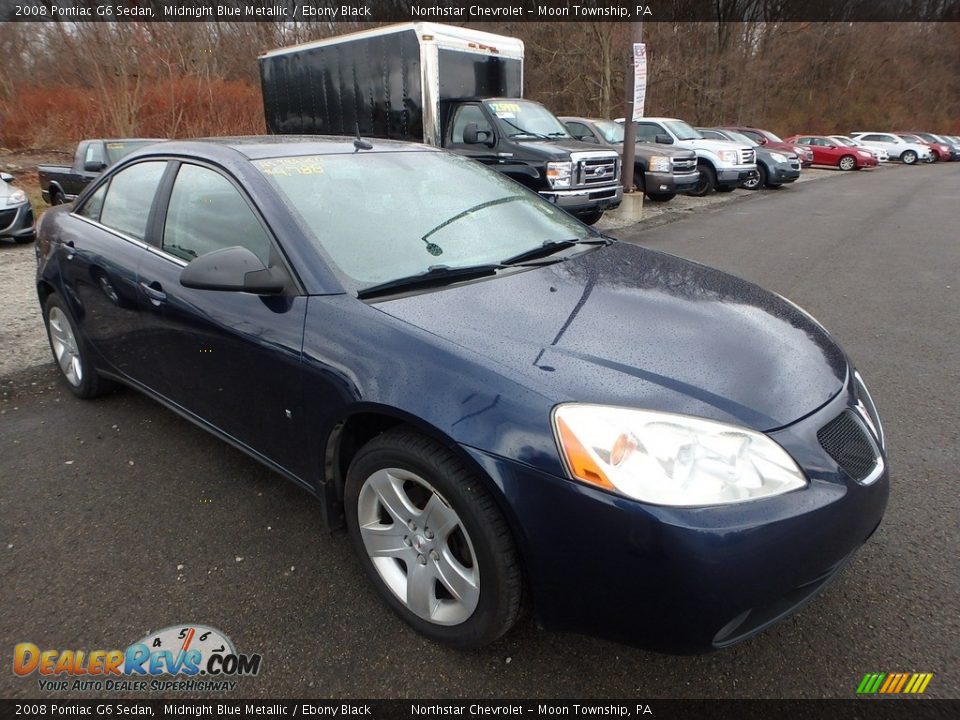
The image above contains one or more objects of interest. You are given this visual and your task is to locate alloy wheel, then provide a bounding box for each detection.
[356,467,480,625]
[47,306,83,387]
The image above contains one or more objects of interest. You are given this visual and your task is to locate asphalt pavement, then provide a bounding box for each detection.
[1,163,958,700]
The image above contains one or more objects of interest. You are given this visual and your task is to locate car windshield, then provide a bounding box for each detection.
[832,136,856,146]
[760,130,784,143]
[104,141,157,164]
[594,120,624,144]
[726,131,757,147]
[484,100,570,139]
[254,152,595,289]
[663,120,702,141]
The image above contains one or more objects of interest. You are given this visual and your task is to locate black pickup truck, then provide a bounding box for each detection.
[39,139,161,205]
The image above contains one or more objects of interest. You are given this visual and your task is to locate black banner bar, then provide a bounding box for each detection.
[1,0,959,23]
[0,700,958,720]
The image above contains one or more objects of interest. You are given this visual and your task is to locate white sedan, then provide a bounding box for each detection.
[851,133,931,165]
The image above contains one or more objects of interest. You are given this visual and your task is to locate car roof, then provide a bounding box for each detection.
[128,135,438,162]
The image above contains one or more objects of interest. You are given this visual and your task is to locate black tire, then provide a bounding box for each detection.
[838,154,857,171]
[645,192,676,202]
[14,233,36,244]
[49,188,63,206]
[688,163,716,197]
[633,165,646,194]
[575,210,604,226]
[42,294,108,399]
[715,185,736,193]
[743,164,766,190]
[901,150,918,165]
[344,430,523,648]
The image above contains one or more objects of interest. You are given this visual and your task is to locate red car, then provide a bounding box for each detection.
[721,126,814,167]
[784,135,878,170]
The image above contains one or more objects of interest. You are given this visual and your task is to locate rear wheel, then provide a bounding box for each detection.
[838,155,857,171]
[49,189,63,206]
[715,185,735,193]
[689,164,716,197]
[901,150,918,165]
[344,430,523,648]
[43,294,108,399]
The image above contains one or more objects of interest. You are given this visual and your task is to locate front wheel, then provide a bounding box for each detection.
[49,189,63,206]
[344,430,523,648]
[743,164,766,190]
[838,155,857,171]
[645,192,676,202]
[43,294,108,398]
[688,164,716,197]
[575,210,604,226]
[901,150,918,165]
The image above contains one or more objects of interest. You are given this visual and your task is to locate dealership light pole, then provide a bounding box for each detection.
[621,22,644,193]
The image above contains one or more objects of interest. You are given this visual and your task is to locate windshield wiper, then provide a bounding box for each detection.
[357,264,505,299]
[500,237,610,266]
[498,116,550,140]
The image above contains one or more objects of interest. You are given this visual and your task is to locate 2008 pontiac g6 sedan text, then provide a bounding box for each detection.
[35,137,888,652]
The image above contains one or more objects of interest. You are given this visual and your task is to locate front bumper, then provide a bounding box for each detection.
[0,201,35,241]
[541,184,623,214]
[464,384,888,653]
[770,161,801,183]
[717,166,759,186]
[645,170,699,194]
[856,155,879,168]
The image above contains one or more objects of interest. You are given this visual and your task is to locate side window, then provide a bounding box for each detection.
[83,143,105,167]
[699,130,722,140]
[742,130,763,143]
[565,122,593,141]
[162,164,271,265]
[76,183,108,222]
[450,105,491,144]
[635,123,661,142]
[797,137,813,145]
[99,161,167,241]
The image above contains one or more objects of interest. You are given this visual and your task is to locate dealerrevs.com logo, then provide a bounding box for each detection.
[13,624,261,693]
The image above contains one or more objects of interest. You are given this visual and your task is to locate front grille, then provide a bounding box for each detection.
[672,157,697,173]
[740,148,756,164]
[817,410,879,483]
[576,157,619,187]
[0,208,16,230]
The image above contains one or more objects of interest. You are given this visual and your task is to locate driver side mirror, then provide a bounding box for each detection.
[1,172,14,184]
[463,123,493,146]
[180,246,288,295]
[83,160,108,173]
[654,134,673,145]
[577,134,598,144]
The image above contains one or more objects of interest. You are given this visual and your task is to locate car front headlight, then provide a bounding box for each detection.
[648,155,671,173]
[546,161,573,189]
[718,150,739,164]
[553,404,807,506]
[769,152,787,163]
[6,188,27,206]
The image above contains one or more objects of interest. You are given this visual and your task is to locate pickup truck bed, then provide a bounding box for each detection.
[39,138,162,205]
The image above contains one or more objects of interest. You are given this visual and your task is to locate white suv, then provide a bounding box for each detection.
[851,133,931,165]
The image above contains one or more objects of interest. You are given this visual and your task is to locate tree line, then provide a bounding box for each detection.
[1,21,957,149]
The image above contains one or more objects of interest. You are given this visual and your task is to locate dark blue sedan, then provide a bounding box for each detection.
[35,137,888,652]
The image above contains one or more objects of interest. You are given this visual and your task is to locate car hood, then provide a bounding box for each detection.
[376,242,848,432]
[681,138,750,154]
[509,139,620,160]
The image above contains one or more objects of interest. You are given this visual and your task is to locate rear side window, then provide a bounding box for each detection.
[99,161,167,241]
[162,164,271,265]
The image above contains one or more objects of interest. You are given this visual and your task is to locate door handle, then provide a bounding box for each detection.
[139,281,167,305]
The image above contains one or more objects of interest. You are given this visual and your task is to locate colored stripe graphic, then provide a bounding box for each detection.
[857,672,933,694]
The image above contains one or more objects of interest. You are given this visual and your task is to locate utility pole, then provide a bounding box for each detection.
[621,22,644,193]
